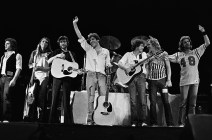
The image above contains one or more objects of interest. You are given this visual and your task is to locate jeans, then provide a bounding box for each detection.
[148,78,174,126]
[128,73,147,124]
[178,84,199,125]
[86,71,107,122]
[0,76,15,121]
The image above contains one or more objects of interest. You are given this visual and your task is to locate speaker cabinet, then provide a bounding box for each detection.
[188,114,212,140]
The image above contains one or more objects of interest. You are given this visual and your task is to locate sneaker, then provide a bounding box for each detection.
[178,124,185,127]
[87,121,95,125]
[3,120,9,123]
[141,123,148,127]
[131,123,136,127]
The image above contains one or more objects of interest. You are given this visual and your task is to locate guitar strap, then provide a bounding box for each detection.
[68,51,76,62]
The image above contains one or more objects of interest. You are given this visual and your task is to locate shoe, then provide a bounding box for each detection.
[87,121,95,125]
[178,124,185,127]
[167,125,174,127]
[131,123,136,127]
[151,124,159,127]
[3,120,9,123]
[141,123,148,127]
[137,122,147,127]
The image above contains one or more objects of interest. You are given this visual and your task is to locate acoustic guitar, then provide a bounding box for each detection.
[51,58,84,78]
[93,67,116,126]
[116,51,164,86]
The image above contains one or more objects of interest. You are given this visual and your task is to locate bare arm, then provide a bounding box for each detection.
[73,16,83,39]
[165,59,172,87]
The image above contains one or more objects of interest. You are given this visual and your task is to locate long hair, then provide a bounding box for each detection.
[36,37,52,56]
[147,36,162,54]
[178,36,192,51]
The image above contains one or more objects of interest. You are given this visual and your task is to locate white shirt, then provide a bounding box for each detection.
[1,51,22,75]
[119,51,147,75]
[33,53,50,81]
[78,37,111,75]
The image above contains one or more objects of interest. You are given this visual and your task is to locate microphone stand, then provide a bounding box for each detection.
[80,54,86,91]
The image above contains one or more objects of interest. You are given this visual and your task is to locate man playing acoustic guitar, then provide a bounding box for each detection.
[118,37,148,127]
[48,36,77,124]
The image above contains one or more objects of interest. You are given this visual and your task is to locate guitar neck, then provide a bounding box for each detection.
[105,75,111,102]
[132,51,163,69]
[132,56,152,69]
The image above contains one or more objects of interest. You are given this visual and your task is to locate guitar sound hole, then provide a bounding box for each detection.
[103,102,112,113]
[103,102,109,108]
[63,70,72,75]
[129,69,136,76]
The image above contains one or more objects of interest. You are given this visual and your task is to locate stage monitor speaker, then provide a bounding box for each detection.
[188,114,212,140]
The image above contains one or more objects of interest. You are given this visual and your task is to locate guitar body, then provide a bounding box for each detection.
[23,83,36,119]
[51,58,79,78]
[116,65,142,86]
[93,95,116,126]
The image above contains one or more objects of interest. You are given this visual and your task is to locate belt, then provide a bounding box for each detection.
[1,74,12,78]
[1,74,7,77]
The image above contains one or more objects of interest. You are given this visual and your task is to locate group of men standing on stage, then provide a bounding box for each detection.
[0,16,210,127]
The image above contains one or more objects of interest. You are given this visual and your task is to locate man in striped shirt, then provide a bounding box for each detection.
[146,36,174,127]
[168,25,210,127]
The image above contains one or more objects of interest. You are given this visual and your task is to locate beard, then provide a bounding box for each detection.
[183,43,192,50]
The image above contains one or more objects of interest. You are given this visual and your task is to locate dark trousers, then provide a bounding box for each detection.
[128,73,147,124]
[148,78,174,126]
[48,77,73,124]
[0,76,15,121]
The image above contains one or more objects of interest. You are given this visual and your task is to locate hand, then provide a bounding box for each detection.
[125,67,132,75]
[73,16,79,23]
[165,80,172,87]
[77,69,84,75]
[198,25,205,32]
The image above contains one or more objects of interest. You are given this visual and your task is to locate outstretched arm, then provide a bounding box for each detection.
[73,16,83,39]
[199,25,210,47]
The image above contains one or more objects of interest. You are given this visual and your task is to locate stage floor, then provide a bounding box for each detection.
[0,122,190,140]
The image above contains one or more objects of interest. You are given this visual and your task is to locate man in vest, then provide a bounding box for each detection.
[0,38,22,122]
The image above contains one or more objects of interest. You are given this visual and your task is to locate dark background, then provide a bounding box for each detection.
[0,0,211,96]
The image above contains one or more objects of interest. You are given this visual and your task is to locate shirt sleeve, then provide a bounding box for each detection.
[119,52,129,65]
[105,49,112,67]
[168,52,178,63]
[163,51,169,61]
[194,44,206,59]
[78,36,91,51]
[16,53,22,70]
